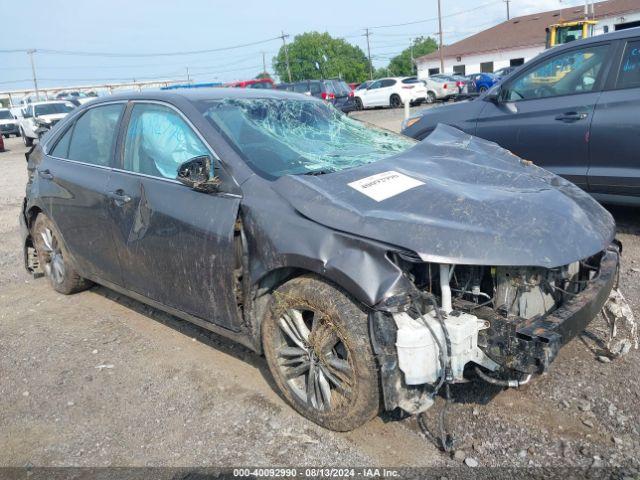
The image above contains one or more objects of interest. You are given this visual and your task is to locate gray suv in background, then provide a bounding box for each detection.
[282,79,356,113]
[402,27,640,206]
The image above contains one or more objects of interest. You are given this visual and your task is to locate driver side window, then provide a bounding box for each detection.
[123,103,210,180]
[506,44,609,101]
[368,81,382,90]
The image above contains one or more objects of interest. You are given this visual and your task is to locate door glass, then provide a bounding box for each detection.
[123,103,209,180]
[51,125,73,158]
[67,104,124,166]
[616,40,640,89]
[368,81,382,89]
[506,45,609,101]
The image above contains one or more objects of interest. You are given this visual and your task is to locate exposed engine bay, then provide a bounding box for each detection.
[372,246,620,415]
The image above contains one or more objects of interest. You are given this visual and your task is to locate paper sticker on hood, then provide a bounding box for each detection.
[348,171,425,202]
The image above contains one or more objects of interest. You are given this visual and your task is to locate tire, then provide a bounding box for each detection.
[354,97,363,111]
[479,85,488,93]
[425,91,436,104]
[22,131,33,147]
[390,94,402,109]
[32,214,92,295]
[262,275,380,431]
[15,131,21,138]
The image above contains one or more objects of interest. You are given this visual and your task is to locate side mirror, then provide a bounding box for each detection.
[177,155,220,193]
[483,88,501,104]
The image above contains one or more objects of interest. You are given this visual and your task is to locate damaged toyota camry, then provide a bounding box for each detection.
[21,89,620,431]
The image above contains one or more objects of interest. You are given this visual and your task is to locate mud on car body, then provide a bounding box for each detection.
[20,88,620,431]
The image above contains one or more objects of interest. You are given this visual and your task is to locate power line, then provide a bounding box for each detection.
[368,0,502,29]
[29,36,281,58]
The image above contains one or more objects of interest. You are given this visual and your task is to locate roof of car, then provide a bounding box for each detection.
[89,87,313,105]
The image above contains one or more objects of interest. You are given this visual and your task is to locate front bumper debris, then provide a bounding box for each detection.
[476,246,620,373]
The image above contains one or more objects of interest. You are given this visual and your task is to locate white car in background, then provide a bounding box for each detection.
[19,101,75,147]
[0,108,20,138]
[420,75,458,102]
[354,77,427,110]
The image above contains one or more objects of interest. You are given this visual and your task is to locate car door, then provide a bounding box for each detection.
[106,101,242,330]
[361,80,382,107]
[42,102,126,285]
[588,38,640,199]
[475,42,614,188]
[379,79,396,106]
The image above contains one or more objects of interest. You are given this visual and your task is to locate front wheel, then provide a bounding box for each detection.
[262,275,380,431]
[354,97,363,110]
[479,85,488,93]
[32,214,92,294]
[425,91,436,104]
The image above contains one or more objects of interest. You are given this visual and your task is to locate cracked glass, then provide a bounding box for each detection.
[199,98,417,179]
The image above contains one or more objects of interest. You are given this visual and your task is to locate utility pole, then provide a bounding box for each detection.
[504,0,511,20]
[186,66,191,84]
[27,49,39,99]
[280,31,292,83]
[262,51,267,75]
[364,28,373,80]
[410,38,415,74]
[437,0,445,74]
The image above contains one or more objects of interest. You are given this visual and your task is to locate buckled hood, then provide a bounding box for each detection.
[273,125,615,268]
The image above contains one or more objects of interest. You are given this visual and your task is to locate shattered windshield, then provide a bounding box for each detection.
[198,98,417,179]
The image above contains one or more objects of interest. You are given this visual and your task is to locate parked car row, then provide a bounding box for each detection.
[402,27,640,206]
[276,79,357,113]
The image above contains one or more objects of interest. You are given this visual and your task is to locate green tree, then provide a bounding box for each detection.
[273,32,370,83]
[255,72,272,80]
[386,37,438,77]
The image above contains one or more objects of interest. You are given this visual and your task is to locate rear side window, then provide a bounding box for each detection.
[616,40,640,89]
[63,104,124,166]
[381,79,396,87]
[51,125,73,158]
[309,82,322,95]
[293,82,308,93]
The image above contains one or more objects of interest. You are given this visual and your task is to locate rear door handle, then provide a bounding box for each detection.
[555,112,588,122]
[37,169,54,180]
[108,189,132,206]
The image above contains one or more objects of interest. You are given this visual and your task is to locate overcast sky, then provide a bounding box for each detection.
[1,0,589,91]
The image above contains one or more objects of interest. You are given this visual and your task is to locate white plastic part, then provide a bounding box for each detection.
[439,264,452,314]
[393,310,498,385]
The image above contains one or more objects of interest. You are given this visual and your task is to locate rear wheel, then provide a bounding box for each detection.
[479,85,488,93]
[32,214,92,295]
[425,91,436,104]
[390,94,402,108]
[262,275,380,431]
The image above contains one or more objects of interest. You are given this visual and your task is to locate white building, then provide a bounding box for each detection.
[416,0,640,77]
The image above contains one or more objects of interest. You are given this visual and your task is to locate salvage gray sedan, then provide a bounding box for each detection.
[21,88,620,431]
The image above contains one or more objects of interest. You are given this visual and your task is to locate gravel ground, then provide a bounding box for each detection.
[1,109,639,473]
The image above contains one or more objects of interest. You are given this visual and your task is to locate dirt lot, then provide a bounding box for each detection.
[1,108,639,472]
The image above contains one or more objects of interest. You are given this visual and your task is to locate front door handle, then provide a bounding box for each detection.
[555,112,588,122]
[108,189,132,206]
[37,169,54,180]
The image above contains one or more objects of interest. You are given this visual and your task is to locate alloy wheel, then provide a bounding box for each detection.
[275,307,354,412]
[40,227,65,284]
